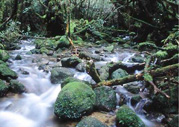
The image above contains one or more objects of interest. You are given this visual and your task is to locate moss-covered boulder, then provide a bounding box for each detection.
[116,105,145,127]
[76,117,108,127]
[0,80,9,97]
[111,68,128,79]
[94,86,116,111]
[0,49,10,62]
[40,47,49,54]
[138,41,157,51]
[61,57,82,68]
[0,64,17,80]
[54,82,96,119]
[57,36,70,49]
[61,77,82,88]
[9,80,25,93]
[50,67,75,84]
[131,56,145,63]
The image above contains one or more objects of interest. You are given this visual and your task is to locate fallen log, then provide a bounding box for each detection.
[96,63,179,87]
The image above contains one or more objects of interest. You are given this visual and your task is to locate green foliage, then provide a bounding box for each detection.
[138,41,158,51]
[9,80,25,93]
[0,49,10,61]
[143,73,153,82]
[155,50,168,59]
[54,81,96,119]
[116,105,145,127]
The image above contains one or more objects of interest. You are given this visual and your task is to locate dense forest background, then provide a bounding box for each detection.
[0,0,178,127]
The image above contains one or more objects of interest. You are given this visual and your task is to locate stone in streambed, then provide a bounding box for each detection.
[61,57,82,68]
[0,64,17,80]
[54,82,95,119]
[9,80,25,93]
[0,80,9,97]
[15,54,22,60]
[50,67,75,84]
[94,86,116,111]
[76,117,108,127]
[111,68,128,79]
[56,35,70,49]
[116,105,145,127]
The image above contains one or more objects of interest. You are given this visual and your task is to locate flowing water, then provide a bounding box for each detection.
[0,40,162,127]
[0,40,63,127]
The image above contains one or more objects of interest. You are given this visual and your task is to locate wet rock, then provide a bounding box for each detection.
[94,86,116,111]
[0,80,9,97]
[9,80,25,93]
[98,65,110,80]
[79,52,101,61]
[4,43,21,50]
[0,49,10,62]
[111,68,128,79]
[54,82,95,119]
[56,35,70,49]
[30,49,40,54]
[116,105,145,127]
[75,62,86,72]
[40,47,49,54]
[131,95,142,106]
[76,117,108,127]
[50,67,75,84]
[123,82,141,94]
[19,69,29,75]
[104,45,114,52]
[131,56,145,63]
[61,57,82,68]
[0,64,17,80]
[15,54,22,60]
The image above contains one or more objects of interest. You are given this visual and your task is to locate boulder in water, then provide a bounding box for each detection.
[9,80,25,93]
[94,86,116,111]
[50,67,75,84]
[116,105,145,127]
[0,80,9,97]
[0,64,17,80]
[76,117,108,127]
[111,68,128,79]
[54,81,95,119]
[61,57,82,68]
[15,54,22,60]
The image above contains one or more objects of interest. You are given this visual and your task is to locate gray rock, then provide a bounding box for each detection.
[61,57,81,68]
[111,68,128,79]
[75,62,86,72]
[50,67,75,84]
[94,86,116,111]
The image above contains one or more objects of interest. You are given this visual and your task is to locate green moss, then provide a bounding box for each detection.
[116,105,145,127]
[0,49,10,61]
[143,73,153,82]
[138,41,157,51]
[155,50,168,59]
[94,86,116,111]
[61,77,82,88]
[76,117,108,127]
[57,35,70,48]
[9,80,25,93]
[164,43,178,52]
[0,80,9,97]
[0,64,17,79]
[54,82,96,119]
[111,68,128,80]
[40,47,49,54]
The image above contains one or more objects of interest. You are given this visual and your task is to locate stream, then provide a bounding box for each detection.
[0,40,162,127]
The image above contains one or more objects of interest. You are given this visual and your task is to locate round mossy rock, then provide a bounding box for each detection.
[0,49,10,62]
[0,64,17,79]
[9,80,25,93]
[0,80,9,97]
[54,82,96,119]
[94,86,116,111]
[116,105,145,127]
[111,68,128,79]
[57,36,70,48]
[76,117,108,127]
